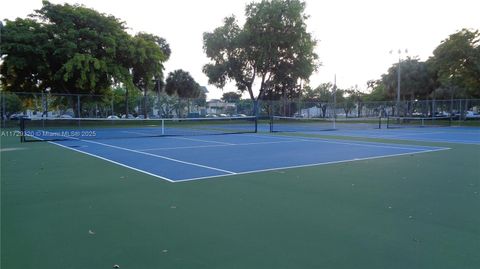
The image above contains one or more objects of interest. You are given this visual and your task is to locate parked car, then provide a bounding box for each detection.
[107,115,119,119]
[466,111,480,119]
[58,114,73,119]
[121,114,135,119]
[9,114,30,120]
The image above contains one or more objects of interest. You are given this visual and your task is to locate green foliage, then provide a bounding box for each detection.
[428,29,480,98]
[1,92,23,115]
[302,83,334,102]
[111,86,142,116]
[0,18,51,92]
[131,32,168,93]
[364,80,389,102]
[0,0,170,110]
[381,57,434,101]
[203,0,318,102]
[221,91,242,102]
[165,70,201,99]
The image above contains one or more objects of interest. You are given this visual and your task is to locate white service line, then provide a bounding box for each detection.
[50,135,236,175]
[138,139,303,151]
[267,135,449,152]
[165,136,235,145]
[79,139,236,174]
[30,136,176,182]
[173,147,451,183]
[122,130,236,145]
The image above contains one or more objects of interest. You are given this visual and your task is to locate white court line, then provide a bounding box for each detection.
[166,136,235,145]
[298,138,445,151]
[139,139,303,151]
[121,130,235,145]
[174,147,451,183]
[29,133,452,183]
[121,131,157,136]
[259,134,448,152]
[75,138,236,175]
[41,134,236,175]
[29,136,176,182]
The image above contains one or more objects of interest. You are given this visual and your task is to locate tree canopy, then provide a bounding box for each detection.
[365,29,479,101]
[221,91,242,102]
[165,70,201,99]
[203,0,318,104]
[428,29,480,98]
[0,1,169,101]
[381,57,434,101]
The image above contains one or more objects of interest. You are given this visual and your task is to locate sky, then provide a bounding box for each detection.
[1,0,479,99]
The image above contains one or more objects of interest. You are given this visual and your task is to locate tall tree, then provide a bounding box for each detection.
[0,18,51,92]
[165,70,201,116]
[131,33,169,118]
[302,83,334,117]
[364,80,389,102]
[428,28,480,98]
[221,91,242,102]
[0,1,170,117]
[381,57,434,101]
[203,0,318,114]
[165,70,201,98]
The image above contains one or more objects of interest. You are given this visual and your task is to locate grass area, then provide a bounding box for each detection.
[1,132,479,269]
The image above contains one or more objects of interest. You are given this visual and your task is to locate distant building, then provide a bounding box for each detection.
[206,99,236,115]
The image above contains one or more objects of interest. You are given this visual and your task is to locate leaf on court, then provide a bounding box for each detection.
[162,249,168,253]
[88,229,95,235]
[170,205,176,209]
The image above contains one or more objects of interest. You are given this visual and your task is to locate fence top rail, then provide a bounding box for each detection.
[24,116,257,122]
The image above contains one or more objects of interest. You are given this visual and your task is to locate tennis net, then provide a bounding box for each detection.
[20,116,257,142]
[386,116,451,128]
[270,116,382,133]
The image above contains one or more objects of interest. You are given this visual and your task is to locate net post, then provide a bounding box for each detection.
[19,118,25,143]
[378,116,382,129]
[254,116,258,133]
[269,116,273,132]
[161,119,164,135]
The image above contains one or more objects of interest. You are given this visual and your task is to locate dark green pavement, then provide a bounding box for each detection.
[1,134,479,269]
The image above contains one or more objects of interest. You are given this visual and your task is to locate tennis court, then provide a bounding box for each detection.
[269,116,480,145]
[29,132,448,182]
[2,117,479,269]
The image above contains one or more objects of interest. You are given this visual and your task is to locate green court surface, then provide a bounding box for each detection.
[1,133,479,269]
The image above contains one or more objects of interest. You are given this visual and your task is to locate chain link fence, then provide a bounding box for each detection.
[1,91,479,128]
[261,98,480,120]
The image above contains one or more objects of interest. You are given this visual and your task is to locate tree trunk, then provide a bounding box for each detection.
[125,88,129,117]
[143,88,147,119]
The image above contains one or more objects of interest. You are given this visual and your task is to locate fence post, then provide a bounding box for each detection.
[1,92,5,127]
[77,95,81,118]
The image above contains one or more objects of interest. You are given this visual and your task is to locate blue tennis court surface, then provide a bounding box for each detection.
[47,133,449,182]
[303,127,480,145]
[260,123,480,145]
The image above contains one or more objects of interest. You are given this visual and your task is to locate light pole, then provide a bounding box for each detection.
[390,49,408,117]
[44,87,51,117]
